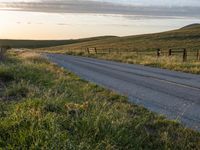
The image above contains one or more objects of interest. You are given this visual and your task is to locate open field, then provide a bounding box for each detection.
[0,36,115,48]
[42,25,200,51]
[41,25,200,74]
[0,51,199,149]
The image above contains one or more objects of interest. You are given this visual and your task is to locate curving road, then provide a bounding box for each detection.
[46,54,200,131]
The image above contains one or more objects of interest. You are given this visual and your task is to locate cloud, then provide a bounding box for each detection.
[0,0,200,19]
[56,23,69,26]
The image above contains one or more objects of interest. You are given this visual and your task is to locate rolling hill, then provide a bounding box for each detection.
[0,36,116,48]
[45,24,200,52]
[181,23,200,29]
[41,24,200,74]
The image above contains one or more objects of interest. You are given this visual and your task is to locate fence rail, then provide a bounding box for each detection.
[66,47,200,62]
[168,48,187,62]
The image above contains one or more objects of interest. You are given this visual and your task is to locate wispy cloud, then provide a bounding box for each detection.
[0,0,199,19]
[56,23,69,26]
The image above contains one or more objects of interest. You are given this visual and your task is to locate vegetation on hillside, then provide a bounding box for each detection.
[0,36,115,49]
[43,24,200,51]
[0,51,199,149]
[181,23,200,29]
[42,25,200,74]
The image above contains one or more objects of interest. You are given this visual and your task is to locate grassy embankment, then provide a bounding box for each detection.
[42,25,200,74]
[0,51,199,149]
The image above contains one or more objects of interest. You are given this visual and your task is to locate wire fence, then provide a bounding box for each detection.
[73,47,200,62]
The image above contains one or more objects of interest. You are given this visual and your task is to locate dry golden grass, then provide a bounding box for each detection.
[56,50,200,74]
[41,25,200,52]
[18,51,41,59]
[99,53,200,74]
[39,25,200,74]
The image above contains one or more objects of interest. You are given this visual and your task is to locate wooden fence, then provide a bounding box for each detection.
[168,48,187,61]
[82,47,200,62]
[85,47,97,54]
[0,48,7,60]
[0,46,10,60]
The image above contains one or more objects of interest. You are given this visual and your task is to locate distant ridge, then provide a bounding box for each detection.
[1,24,200,49]
[45,24,200,51]
[0,36,116,48]
[181,23,200,29]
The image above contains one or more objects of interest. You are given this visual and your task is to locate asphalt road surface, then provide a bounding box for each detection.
[46,54,200,130]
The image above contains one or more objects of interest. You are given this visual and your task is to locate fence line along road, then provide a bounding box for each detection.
[71,47,200,62]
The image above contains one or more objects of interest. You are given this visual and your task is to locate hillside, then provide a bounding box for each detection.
[0,36,115,48]
[42,24,200,74]
[45,24,200,51]
[181,23,200,29]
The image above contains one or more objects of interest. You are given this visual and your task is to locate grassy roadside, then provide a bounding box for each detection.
[87,53,200,74]
[0,51,200,149]
[48,50,200,74]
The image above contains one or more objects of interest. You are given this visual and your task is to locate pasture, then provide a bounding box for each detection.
[42,25,200,74]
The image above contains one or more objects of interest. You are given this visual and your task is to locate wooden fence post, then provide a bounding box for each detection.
[183,48,187,62]
[94,47,97,54]
[0,48,2,60]
[197,50,200,61]
[0,47,8,61]
[168,49,172,56]
[87,48,89,54]
[157,48,161,57]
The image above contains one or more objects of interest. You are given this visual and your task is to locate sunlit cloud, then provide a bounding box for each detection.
[0,1,199,40]
[56,23,69,26]
[0,0,199,19]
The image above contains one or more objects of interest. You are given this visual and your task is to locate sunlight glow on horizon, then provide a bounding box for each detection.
[0,0,200,40]
[0,2,200,40]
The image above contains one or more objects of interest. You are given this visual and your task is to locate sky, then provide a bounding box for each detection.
[0,0,200,40]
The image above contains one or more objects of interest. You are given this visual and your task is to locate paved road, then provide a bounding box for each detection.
[46,54,200,130]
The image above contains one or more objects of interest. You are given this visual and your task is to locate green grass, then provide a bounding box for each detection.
[0,52,199,149]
